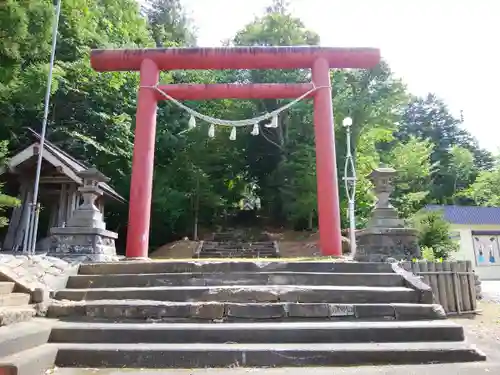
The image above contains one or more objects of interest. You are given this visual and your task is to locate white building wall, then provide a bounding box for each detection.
[451,224,500,280]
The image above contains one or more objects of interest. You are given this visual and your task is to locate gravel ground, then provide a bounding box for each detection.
[480,280,500,303]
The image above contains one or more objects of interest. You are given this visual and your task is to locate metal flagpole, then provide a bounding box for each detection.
[342,117,357,257]
[23,0,63,254]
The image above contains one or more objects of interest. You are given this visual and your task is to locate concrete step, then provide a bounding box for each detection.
[0,281,15,295]
[0,306,36,326]
[78,261,393,276]
[66,272,404,289]
[0,320,51,358]
[54,285,418,304]
[53,342,486,368]
[47,300,445,321]
[49,321,464,344]
[0,344,57,375]
[0,292,31,307]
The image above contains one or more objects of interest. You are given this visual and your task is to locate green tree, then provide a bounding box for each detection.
[449,145,474,201]
[412,210,458,260]
[460,162,500,206]
[396,94,493,204]
[0,141,20,228]
[143,0,196,47]
[388,137,435,217]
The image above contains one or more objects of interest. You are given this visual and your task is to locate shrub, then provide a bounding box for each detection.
[411,210,458,260]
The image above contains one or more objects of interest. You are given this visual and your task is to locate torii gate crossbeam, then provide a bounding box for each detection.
[90,46,380,258]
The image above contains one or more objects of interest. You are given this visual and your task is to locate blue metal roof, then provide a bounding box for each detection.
[425,205,500,225]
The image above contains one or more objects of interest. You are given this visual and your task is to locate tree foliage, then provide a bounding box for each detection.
[411,210,459,260]
[0,0,495,253]
[0,141,20,228]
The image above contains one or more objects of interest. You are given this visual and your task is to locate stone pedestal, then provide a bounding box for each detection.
[48,168,119,262]
[356,227,419,262]
[354,166,420,262]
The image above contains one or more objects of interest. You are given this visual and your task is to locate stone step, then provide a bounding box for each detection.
[198,253,279,258]
[53,342,486,368]
[0,292,31,307]
[66,272,404,289]
[198,249,278,254]
[0,306,36,326]
[54,285,418,304]
[0,281,15,295]
[0,320,52,358]
[199,248,277,253]
[78,261,393,275]
[49,321,464,344]
[202,244,277,250]
[0,344,57,375]
[47,300,445,321]
[200,248,277,252]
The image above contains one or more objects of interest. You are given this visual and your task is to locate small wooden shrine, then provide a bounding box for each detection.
[0,132,124,252]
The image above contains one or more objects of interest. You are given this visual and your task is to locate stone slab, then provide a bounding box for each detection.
[0,282,15,295]
[54,285,418,304]
[66,272,404,289]
[47,300,446,321]
[48,320,465,345]
[0,306,35,326]
[77,261,394,276]
[0,320,51,358]
[0,254,79,303]
[391,262,433,304]
[0,293,30,307]
[355,229,420,262]
[226,303,287,319]
[53,342,486,368]
[0,344,57,375]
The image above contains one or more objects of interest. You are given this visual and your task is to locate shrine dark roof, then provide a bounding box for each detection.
[0,131,125,203]
[425,205,500,226]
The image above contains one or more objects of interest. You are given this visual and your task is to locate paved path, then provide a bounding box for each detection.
[51,363,499,374]
[481,280,500,303]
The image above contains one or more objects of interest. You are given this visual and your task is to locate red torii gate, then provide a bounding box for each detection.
[90,47,380,258]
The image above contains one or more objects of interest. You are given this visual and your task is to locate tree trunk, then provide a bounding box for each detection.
[308,211,313,231]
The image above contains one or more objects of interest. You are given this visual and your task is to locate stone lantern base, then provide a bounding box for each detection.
[354,227,420,262]
[48,227,119,263]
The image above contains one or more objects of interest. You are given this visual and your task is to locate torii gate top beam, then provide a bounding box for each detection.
[91,46,380,71]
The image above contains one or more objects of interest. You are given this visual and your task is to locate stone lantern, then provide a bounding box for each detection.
[49,168,118,262]
[354,165,420,262]
[66,168,108,229]
[367,166,402,229]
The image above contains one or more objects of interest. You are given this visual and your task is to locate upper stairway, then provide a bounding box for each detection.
[195,232,280,258]
[43,259,486,369]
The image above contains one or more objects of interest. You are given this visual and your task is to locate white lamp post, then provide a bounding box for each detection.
[23,0,62,254]
[342,116,357,256]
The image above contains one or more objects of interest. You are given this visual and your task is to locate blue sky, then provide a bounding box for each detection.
[181,0,499,152]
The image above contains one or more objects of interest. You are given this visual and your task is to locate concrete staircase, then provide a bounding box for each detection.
[43,260,485,369]
[0,281,35,326]
[196,240,280,258]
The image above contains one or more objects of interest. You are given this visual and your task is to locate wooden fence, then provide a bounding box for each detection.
[400,260,478,316]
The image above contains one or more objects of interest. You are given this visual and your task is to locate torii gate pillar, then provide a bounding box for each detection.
[312,57,340,257]
[90,47,380,259]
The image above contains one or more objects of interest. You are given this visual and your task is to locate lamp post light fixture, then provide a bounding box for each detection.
[342,116,357,256]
